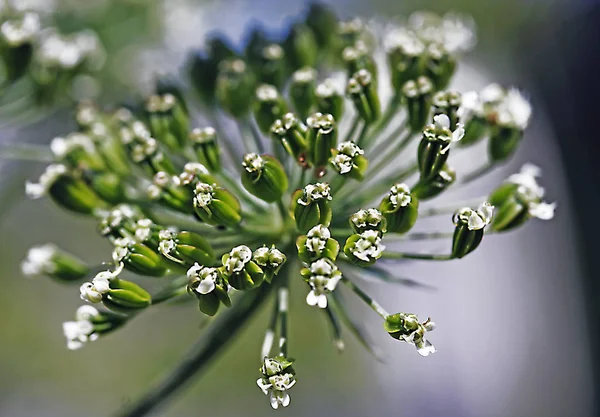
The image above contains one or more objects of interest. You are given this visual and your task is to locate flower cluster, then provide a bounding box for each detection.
[12,3,555,414]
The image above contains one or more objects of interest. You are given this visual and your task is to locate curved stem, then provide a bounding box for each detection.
[340,276,389,319]
[115,286,271,417]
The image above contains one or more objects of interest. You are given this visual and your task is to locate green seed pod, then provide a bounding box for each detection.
[216,58,256,118]
[379,183,419,234]
[343,230,385,267]
[342,41,377,79]
[221,245,265,290]
[330,141,368,181]
[147,171,194,215]
[270,113,309,164]
[488,126,523,162]
[26,164,108,215]
[0,13,37,81]
[315,79,345,121]
[456,91,488,148]
[254,84,288,134]
[159,230,215,267]
[187,263,231,316]
[305,2,338,49]
[384,313,436,356]
[402,76,434,133]
[21,243,89,282]
[411,164,456,200]
[87,171,126,205]
[386,31,426,92]
[257,44,286,88]
[349,208,387,234]
[432,91,462,130]
[241,153,288,203]
[283,23,318,70]
[253,245,287,283]
[193,182,242,228]
[289,67,317,120]
[103,278,152,314]
[424,43,456,90]
[417,114,464,182]
[306,112,338,168]
[189,127,222,172]
[113,241,171,277]
[292,183,333,231]
[50,133,106,171]
[346,69,381,124]
[451,202,494,259]
[296,224,340,264]
[145,94,189,151]
[124,126,177,176]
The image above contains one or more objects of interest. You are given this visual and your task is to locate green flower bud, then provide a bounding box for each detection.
[113,239,171,277]
[300,258,342,309]
[256,44,286,88]
[402,76,434,133]
[488,126,523,163]
[187,263,230,316]
[270,113,308,164]
[344,230,385,266]
[241,153,288,203]
[346,69,380,124]
[50,133,106,171]
[456,91,489,147]
[253,245,287,283]
[221,245,265,290]
[292,183,333,231]
[412,164,456,200]
[159,229,215,267]
[87,171,126,205]
[417,114,464,182]
[315,79,345,121]
[254,84,288,134]
[216,59,256,118]
[189,128,222,173]
[305,2,338,49]
[283,23,318,70]
[349,208,386,234]
[379,183,419,234]
[0,13,38,81]
[424,43,456,90]
[123,125,177,175]
[145,94,189,151]
[386,30,426,92]
[330,141,367,181]
[296,225,340,264]
[103,278,152,314]
[289,67,317,120]
[193,182,242,228]
[451,202,494,259]
[147,171,194,214]
[25,164,108,215]
[62,305,127,350]
[155,76,189,115]
[257,356,297,409]
[97,204,142,239]
[342,41,377,79]
[488,164,556,232]
[21,243,89,282]
[384,313,436,356]
[306,112,338,168]
[432,91,461,130]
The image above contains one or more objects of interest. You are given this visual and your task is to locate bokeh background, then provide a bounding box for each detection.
[1,0,598,416]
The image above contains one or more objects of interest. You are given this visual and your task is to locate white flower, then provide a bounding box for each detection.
[350,230,385,262]
[21,244,57,276]
[256,84,279,101]
[467,202,494,230]
[384,27,425,56]
[50,133,95,158]
[332,153,353,174]
[506,164,555,220]
[528,201,556,220]
[179,162,209,185]
[25,164,67,199]
[62,319,96,350]
[432,114,465,149]
[350,209,383,230]
[193,182,214,208]
[187,263,218,294]
[389,183,412,208]
[225,245,252,274]
[298,183,332,205]
[79,264,123,303]
[496,88,532,130]
[305,259,341,309]
[457,91,483,122]
[242,153,264,173]
[408,11,476,54]
[257,373,296,409]
[0,12,40,46]
[305,225,330,253]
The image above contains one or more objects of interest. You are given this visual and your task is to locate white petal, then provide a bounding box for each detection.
[306,290,318,306]
[416,340,437,357]
[67,340,84,350]
[529,201,556,220]
[196,279,216,295]
[317,294,328,309]
[433,114,450,129]
[281,392,291,407]
[256,378,271,395]
[269,392,279,409]
[467,213,485,230]
[452,125,465,142]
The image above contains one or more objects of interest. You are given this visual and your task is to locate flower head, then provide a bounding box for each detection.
[257,356,297,409]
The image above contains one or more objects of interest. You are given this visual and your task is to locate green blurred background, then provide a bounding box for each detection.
[1,0,597,416]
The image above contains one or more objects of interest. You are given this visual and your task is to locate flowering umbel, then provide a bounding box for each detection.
[10,3,555,415]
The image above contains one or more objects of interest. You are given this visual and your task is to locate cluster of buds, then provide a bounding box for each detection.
[13,3,556,414]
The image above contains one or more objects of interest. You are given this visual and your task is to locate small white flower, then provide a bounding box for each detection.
[529,201,556,221]
[187,263,218,295]
[21,244,57,276]
[506,164,555,220]
[225,245,252,274]
[62,319,96,350]
[350,230,385,262]
[257,373,296,409]
[389,183,412,208]
[256,84,279,101]
[80,265,123,303]
[179,162,209,185]
[466,202,494,230]
[298,183,332,206]
[305,259,341,309]
[242,153,264,173]
[193,182,214,208]
[0,12,40,46]
[25,164,68,199]
[497,88,532,130]
[332,153,353,174]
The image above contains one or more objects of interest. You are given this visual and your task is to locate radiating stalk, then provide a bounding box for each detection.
[340,276,389,319]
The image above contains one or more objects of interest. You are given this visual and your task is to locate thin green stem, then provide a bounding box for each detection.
[384,231,454,241]
[115,286,271,417]
[246,118,266,154]
[460,161,496,184]
[151,276,189,305]
[277,198,289,224]
[355,122,371,148]
[344,116,361,143]
[209,113,242,167]
[277,284,289,357]
[419,197,487,218]
[0,144,54,162]
[323,305,344,352]
[363,95,401,144]
[340,276,389,319]
[367,130,413,174]
[381,251,453,261]
[260,297,279,359]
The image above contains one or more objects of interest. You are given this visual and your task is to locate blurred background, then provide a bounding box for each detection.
[0,0,598,416]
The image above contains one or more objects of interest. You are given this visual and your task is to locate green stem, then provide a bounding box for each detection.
[209,113,242,167]
[363,95,401,143]
[261,297,279,359]
[277,283,289,357]
[381,252,453,261]
[344,116,360,143]
[115,286,271,417]
[355,123,371,148]
[0,144,54,162]
[460,161,496,184]
[384,231,454,241]
[277,198,289,224]
[323,305,344,352]
[151,276,189,305]
[367,129,413,174]
[340,276,389,319]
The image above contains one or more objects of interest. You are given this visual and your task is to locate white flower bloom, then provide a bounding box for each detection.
[79,264,123,303]
[351,230,385,262]
[507,163,545,199]
[529,201,556,221]
[332,153,353,174]
[305,259,341,309]
[256,84,279,101]
[467,202,494,230]
[480,83,505,104]
[225,245,252,274]
[21,244,57,276]
[75,305,100,321]
[25,164,67,199]
[50,133,95,158]
[242,153,265,173]
[179,162,209,185]
[187,263,218,295]
[389,183,412,208]
[257,373,296,409]
[62,319,96,350]
[305,225,330,253]
[0,12,40,46]
[457,91,484,122]
[408,11,476,54]
[194,182,214,208]
[496,88,532,130]
[298,183,332,205]
[350,209,383,230]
